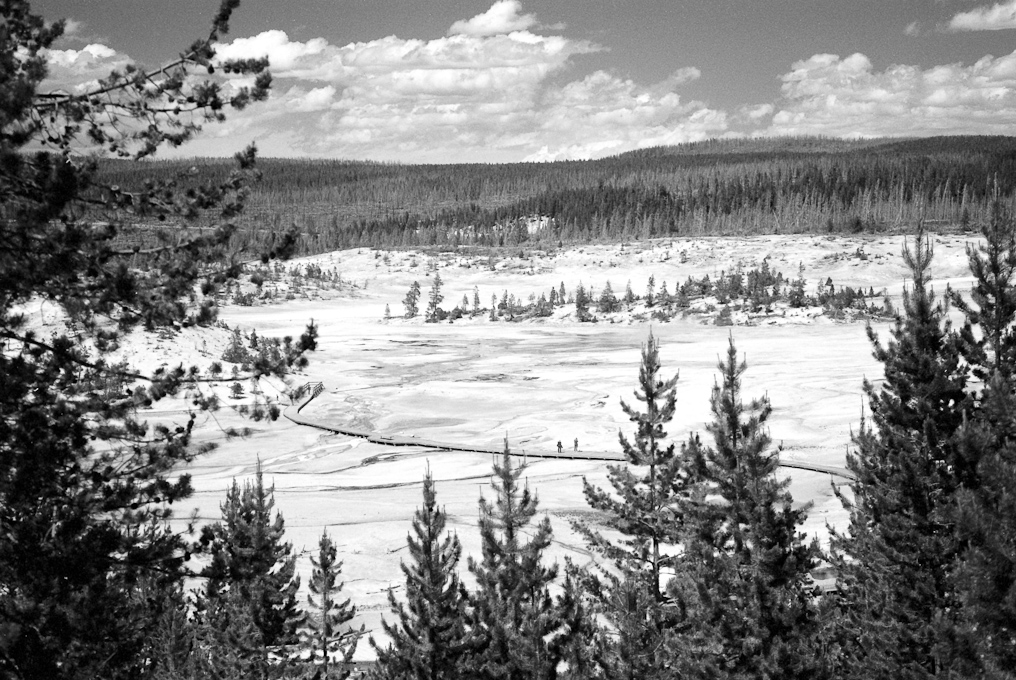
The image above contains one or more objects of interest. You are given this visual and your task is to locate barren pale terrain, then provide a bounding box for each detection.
[62,233,977,659]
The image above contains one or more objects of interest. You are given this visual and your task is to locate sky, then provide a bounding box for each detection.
[29,0,1016,163]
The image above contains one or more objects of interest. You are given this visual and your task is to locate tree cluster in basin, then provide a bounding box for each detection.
[390,259,892,325]
[222,260,363,307]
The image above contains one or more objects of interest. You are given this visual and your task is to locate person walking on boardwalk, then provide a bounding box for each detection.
[574,437,578,452]
[557,441,563,454]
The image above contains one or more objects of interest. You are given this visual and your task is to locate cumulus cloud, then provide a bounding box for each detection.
[742,103,774,120]
[45,1,720,162]
[215,31,331,74]
[946,0,1016,31]
[763,51,1016,138]
[286,85,337,112]
[62,18,84,37]
[448,0,538,37]
[41,43,132,93]
[904,20,922,36]
[519,70,728,161]
[192,2,722,163]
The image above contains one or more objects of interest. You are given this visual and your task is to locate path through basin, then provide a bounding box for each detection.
[284,377,855,479]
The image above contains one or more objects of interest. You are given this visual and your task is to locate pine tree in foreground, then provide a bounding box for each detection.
[467,442,566,680]
[673,337,821,679]
[553,568,606,680]
[303,530,360,679]
[948,202,1016,675]
[573,330,700,679]
[370,468,474,680]
[0,1,294,677]
[830,228,970,679]
[199,461,302,655]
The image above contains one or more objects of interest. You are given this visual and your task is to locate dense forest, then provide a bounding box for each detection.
[98,135,1016,255]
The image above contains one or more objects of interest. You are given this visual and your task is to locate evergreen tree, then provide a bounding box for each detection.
[952,199,1016,384]
[0,2,288,678]
[597,280,619,313]
[675,337,821,678]
[473,287,481,316]
[949,202,1016,674]
[624,280,637,308]
[371,468,475,680]
[554,569,606,680]
[404,281,422,318]
[427,272,444,322]
[951,374,1016,677]
[303,530,360,679]
[645,275,656,307]
[223,327,254,364]
[197,587,269,680]
[199,461,302,654]
[575,282,591,321]
[830,229,970,678]
[573,331,698,679]
[657,281,670,309]
[144,584,202,680]
[467,441,566,680]
[789,264,807,308]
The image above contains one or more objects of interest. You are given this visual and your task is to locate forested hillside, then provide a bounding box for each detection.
[99,135,1016,255]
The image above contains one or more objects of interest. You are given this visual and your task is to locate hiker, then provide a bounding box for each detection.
[557,441,563,454]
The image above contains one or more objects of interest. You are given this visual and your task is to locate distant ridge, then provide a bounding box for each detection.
[612,135,1016,160]
[97,134,1016,254]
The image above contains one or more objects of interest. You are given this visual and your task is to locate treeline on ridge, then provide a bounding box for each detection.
[98,135,1016,255]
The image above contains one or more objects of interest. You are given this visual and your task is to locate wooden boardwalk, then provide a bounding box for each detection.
[284,383,856,480]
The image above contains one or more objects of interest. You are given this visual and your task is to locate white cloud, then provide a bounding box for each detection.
[215,30,331,75]
[518,70,728,161]
[448,0,538,37]
[904,20,922,36]
[42,43,132,93]
[946,0,1016,31]
[189,26,720,162]
[286,85,337,112]
[742,103,775,120]
[44,3,718,162]
[63,18,84,36]
[764,51,1016,137]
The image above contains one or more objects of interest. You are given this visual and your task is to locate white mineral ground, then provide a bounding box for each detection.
[70,233,978,659]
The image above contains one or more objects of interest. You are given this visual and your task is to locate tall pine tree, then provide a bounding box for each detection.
[830,228,970,678]
[948,201,1016,675]
[199,461,301,656]
[573,330,699,680]
[0,1,291,677]
[674,337,821,679]
[370,468,475,680]
[467,441,566,680]
[303,529,360,679]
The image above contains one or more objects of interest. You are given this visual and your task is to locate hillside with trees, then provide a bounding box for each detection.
[98,135,1016,255]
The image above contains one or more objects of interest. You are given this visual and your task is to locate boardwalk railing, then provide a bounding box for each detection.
[286,382,856,478]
